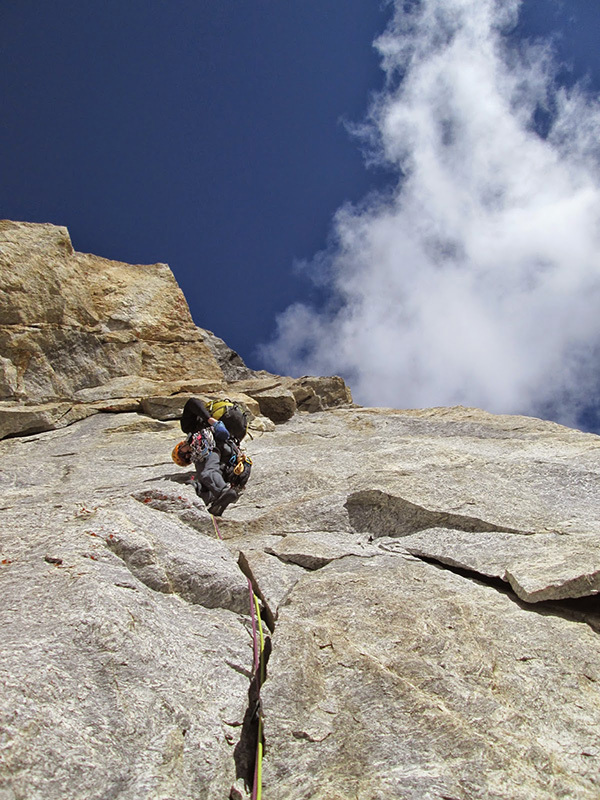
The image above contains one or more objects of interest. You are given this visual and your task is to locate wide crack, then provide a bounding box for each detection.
[230,635,271,799]
[413,553,600,634]
[104,494,272,797]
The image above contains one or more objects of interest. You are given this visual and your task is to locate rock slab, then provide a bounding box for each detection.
[2,222,600,798]
[3,405,600,798]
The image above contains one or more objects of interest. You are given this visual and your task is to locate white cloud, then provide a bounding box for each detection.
[261,0,600,426]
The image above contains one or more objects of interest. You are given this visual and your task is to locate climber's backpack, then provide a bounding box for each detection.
[207,399,248,442]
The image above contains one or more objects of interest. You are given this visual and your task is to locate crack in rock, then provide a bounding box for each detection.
[104,496,273,795]
[238,550,305,633]
[387,527,600,604]
[264,548,334,571]
[413,552,600,634]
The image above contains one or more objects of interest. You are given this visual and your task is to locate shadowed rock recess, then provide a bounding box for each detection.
[1,222,600,799]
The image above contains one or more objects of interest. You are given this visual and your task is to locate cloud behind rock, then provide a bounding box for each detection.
[261,0,600,427]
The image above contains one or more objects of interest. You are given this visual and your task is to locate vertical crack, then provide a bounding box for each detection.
[230,636,271,798]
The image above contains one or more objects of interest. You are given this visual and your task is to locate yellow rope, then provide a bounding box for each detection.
[253,593,265,799]
[255,717,263,800]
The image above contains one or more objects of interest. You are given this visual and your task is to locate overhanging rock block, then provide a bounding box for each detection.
[0,401,98,439]
[289,375,353,409]
[251,388,297,424]
[140,391,261,422]
[227,378,298,422]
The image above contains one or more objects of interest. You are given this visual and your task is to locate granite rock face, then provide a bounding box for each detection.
[2,222,599,798]
[0,220,223,403]
[0,221,352,439]
[1,405,600,799]
[0,415,252,799]
[263,554,600,800]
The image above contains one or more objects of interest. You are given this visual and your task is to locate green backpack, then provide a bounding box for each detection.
[206,399,248,442]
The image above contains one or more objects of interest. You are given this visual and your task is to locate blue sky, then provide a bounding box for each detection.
[2,1,600,430]
[0,0,390,347]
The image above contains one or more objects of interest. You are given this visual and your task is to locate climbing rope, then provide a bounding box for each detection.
[249,578,260,675]
[254,594,266,685]
[211,514,265,800]
[210,513,223,541]
[252,595,265,800]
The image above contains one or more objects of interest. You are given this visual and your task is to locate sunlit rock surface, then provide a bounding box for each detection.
[0,220,223,401]
[1,405,600,798]
[263,554,600,800]
[1,222,599,798]
[0,221,351,439]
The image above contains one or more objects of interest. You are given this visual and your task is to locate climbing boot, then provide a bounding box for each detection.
[208,486,238,517]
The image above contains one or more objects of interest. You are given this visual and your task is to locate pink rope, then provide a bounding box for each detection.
[211,514,223,540]
[248,578,260,675]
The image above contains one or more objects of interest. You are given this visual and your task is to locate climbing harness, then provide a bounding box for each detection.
[211,515,265,800]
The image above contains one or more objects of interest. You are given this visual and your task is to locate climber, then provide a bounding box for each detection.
[171,428,237,516]
[181,396,251,499]
[172,397,251,516]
